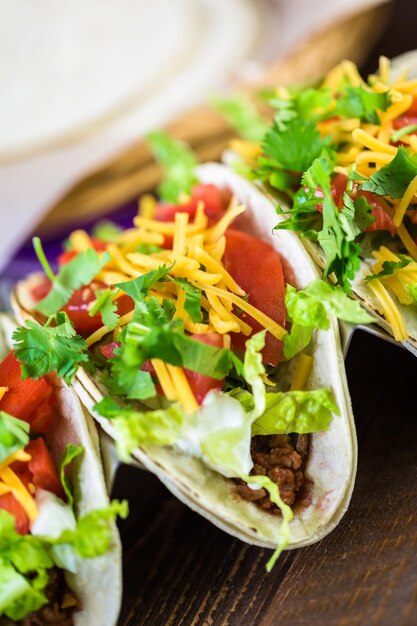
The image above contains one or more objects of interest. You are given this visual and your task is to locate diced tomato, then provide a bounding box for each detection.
[115,294,134,318]
[30,276,52,302]
[0,352,53,431]
[317,174,395,236]
[184,333,225,404]
[26,385,55,433]
[100,342,121,359]
[357,190,396,236]
[58,238,107,266]
[61,281,107,337]
[30,276,134,338]
[223,230,286,367]
[392,115,417,131]
[0,493,30,534]
[26,438,64,499]
[154,184,227,224]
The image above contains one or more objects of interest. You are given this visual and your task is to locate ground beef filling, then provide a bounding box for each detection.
[0,567,77,626]
[236,434,309,513]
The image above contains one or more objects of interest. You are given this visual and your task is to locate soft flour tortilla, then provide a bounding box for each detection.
[0,315,122,626]
[12,163,357,549]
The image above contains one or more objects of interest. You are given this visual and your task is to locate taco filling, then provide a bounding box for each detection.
[11,134,368,566]
[0,349,126,624]
[219,57,417,346]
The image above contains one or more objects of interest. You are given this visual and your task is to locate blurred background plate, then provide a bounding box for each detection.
[1,0,261,160]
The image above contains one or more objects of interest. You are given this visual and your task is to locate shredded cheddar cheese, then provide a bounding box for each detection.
[290,355,313,391]
[82,194,288,413]
[367,279,408,341]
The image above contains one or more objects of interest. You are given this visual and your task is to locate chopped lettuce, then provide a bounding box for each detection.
[12,313,88,384]
[242,474,293,572]
[0,499,128,620]
[147,131,198,203]
[55,500,128,559]
[59,444,84,507]
[251,388,338,436]
[94,397,185,461]
[33,238,110,316]
[284,279,374,358]
[0,510,53,620]
[0,413,29,463]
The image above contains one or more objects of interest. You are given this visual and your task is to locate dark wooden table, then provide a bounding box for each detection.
[111,3,417,624]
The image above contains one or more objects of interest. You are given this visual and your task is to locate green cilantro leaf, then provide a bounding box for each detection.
[33,239,110,316]
[365,254,412,282]
[12,312,88,384]
[306,157,362,291]
[361,146,417,198]
[56,500,128,559]
[113,264,172,301]
[60,444,84,507]
[262,118,329,173]
[0,413,29,464]
[213,93,269,141]
[249,387,339,436]
[89,288,119,330]
[147,131,198,203]
[335,86,391,124]
[170,277,202,322]
[0,510,53,620]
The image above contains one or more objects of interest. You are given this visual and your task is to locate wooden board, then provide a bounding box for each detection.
[114,330,417,626]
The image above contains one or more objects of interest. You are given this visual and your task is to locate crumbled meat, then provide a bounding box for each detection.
[236,434,310,514]
[0,568,78,626]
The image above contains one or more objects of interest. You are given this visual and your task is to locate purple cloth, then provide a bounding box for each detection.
[1,198,139,282]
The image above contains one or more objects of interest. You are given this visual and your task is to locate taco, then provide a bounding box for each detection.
[11,143,368,566]
[219,55,417,354]
[0,315,126,625]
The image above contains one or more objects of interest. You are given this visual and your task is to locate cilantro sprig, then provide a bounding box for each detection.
[361,146,417,198]
[12,312,88,384]
[365,255,412,282]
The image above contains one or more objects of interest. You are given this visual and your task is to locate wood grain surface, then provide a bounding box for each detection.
[114,331,417,626]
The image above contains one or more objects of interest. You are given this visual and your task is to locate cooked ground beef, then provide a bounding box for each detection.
[235,434,309,514]
[0,568,77,626]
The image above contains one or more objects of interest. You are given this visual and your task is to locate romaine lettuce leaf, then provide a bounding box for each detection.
[0,413,29,463]
[284,279,374,358]
[59,444,84,506]
[252,388,338,436]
